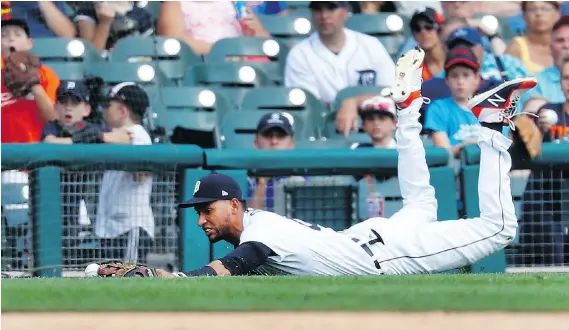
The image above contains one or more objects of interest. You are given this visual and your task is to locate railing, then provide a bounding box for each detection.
[2,142,567,276]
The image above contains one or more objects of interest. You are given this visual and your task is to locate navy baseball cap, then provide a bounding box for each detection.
[444,45,480,71]
[410,7,445,27]
[179,173,244,208]
[309,1,349,9]
[107,82,150,117]
[256,112,295,136]
[446,27,482,49]
[57,81,90,102]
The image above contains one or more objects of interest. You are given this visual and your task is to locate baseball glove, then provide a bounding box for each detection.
[513,115,542,159]
[1,48,41,98]
[62,121,105,144]
[97,261,158,278]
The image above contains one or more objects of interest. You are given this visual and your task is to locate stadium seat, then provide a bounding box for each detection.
[46,62,84,81]
[219,111,310,149]
[240,87,328,136]
[84,62,173,101]
[111,36,201,84]
[257,15,313,47]
[206,37,290,85]
[287,1,311,9]
[332,85,388,112]
[345,13,407,58]
[31,38,102,63]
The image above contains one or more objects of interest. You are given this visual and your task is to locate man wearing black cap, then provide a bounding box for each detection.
[249,112,306,211]
[1,19,60,143]
[285,1,395,105]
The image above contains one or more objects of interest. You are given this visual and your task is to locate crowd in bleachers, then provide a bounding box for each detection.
[2,1,569,268]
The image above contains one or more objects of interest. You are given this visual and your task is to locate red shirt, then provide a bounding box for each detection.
[1,59,59,143]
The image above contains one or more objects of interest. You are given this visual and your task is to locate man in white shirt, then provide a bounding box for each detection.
[284,1,395,105]
[92,48,539,278]
[96,82,154,264]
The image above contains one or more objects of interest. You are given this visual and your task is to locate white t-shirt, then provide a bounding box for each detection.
[95,125,154,239]
[284,28,396,105]
[240,209,385,276]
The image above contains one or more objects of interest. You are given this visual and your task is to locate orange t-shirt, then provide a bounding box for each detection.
[1,59,60,143]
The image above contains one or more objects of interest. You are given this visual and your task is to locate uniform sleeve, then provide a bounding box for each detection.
[284,45,321,99]
[239,213,293,262]
[39,65,60,103]
[370,38,396,86]
[424,100,448,133]
[74,2,96,23]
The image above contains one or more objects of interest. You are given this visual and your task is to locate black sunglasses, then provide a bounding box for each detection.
[411,22,436,33]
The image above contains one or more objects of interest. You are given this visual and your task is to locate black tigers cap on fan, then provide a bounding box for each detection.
[179,173,244,208]
[107,82,150,117]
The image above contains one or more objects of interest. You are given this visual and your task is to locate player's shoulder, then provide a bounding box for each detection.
[129,125,152,145]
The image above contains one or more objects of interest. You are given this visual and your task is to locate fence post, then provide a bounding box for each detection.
[31,166,62,277]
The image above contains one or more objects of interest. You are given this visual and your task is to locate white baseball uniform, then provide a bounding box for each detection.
[239,99,518,275]
[284,28,396,105]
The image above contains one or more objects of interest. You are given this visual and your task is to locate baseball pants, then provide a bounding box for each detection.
[354,99,518,275]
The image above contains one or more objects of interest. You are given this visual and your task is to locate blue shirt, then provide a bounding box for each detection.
[248,1,287,15]
[424,97,481,147]
[480,52,528,81]
[518,66,565,111]
[6,1,70,38]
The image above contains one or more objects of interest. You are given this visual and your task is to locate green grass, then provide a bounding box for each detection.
[2,274,569,312]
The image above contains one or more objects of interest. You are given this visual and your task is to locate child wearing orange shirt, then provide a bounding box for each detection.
[1,18,60,143]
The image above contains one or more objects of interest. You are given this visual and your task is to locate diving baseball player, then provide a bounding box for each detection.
[92,47,538,278]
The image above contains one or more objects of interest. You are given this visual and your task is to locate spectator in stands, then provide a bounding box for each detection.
[424,46,481,158]
[506,2,560,76]
[157,1,280,56]
[519,16,569,109]
[1,19,59,144]
[96,83,154,264]
[248,112,306,211]
[75,1,154,55]
[1,1,75,38]
[517,52,569,267]
[285,1,395,106]
[409,7,446,81]
[350,96,396,149]
[446,26,528,82]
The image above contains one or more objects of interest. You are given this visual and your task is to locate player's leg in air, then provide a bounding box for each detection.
[365,47,538,275]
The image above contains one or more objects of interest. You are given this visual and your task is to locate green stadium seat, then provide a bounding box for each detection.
[378,35,406,59]
[219,111,310,149]
[84,62,173,102]
[183,63,272,87]
[287,1,311,9]
[288,8,311,18]
[257,15,313,47]
[46,62,84,81]
[345,13,407,37]
[159,86,233,123]
[31,38,102,63]
[240,86,327,136]
[207,37,290,85]
[110,36,201,84]
[332,85,388,112]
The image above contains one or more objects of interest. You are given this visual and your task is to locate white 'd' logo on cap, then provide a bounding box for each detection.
[222,190,229,196]
[194,181,201,194]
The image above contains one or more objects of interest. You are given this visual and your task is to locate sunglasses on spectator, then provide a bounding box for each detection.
[411,23,436,33]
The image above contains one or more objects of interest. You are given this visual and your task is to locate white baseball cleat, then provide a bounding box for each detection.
[467,77,538,131]
[390,46,427,110]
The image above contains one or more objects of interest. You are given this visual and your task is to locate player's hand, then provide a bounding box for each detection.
[240,8,270,37]
[336,97,359,138]
[96,2,116,23]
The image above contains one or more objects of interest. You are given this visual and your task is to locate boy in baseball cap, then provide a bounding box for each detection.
[424,46,483,158]
[351,96,397,149]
